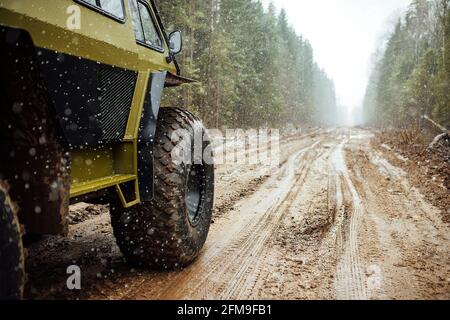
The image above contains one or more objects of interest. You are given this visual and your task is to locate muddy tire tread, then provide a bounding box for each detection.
[0,181,25,300]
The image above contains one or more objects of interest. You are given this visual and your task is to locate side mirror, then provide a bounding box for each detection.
[169,31,182,55]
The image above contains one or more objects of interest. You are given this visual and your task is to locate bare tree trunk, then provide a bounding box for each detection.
[186,0,196,110]
[423,114,449,132]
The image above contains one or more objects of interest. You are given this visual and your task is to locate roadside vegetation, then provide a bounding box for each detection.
[364,0,450,129]
[363,0,449,223]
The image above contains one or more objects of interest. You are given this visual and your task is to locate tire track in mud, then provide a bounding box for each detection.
[123,140,323,300]
[25,128,450,300]
[219,142,326,300]
[213,133,327,220]
[246,144,336,300]
[330,142,368,300]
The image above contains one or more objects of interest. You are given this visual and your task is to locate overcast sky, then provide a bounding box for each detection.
[261,0,412,108]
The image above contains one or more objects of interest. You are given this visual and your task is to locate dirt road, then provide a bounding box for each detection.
[26,128,450,300]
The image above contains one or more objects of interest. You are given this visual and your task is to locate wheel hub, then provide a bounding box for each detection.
[185,164,203,224]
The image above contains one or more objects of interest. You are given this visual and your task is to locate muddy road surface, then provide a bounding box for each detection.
[26,128,450,300]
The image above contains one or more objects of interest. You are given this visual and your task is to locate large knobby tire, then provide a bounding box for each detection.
[0,181,25,300]
[110,108,214,270]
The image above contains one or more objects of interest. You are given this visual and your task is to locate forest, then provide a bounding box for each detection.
[364,0,450,129]
[156,0,337,129]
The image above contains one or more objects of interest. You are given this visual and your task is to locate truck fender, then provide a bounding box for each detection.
[138,71,167,201]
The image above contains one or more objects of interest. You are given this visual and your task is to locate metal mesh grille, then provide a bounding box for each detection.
[99,66,137,141]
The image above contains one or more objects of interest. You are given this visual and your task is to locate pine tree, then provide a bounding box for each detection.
[158,0,336,128]
[364,0,449,128]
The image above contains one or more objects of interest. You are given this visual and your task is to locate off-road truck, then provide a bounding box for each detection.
[0,0,214,299]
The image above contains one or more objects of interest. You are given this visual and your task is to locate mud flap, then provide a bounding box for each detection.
[138,71,167,201]
[0,26,70,235]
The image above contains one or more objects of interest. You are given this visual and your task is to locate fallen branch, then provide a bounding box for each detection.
[422,115,449,134]
[421,115,450,150]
